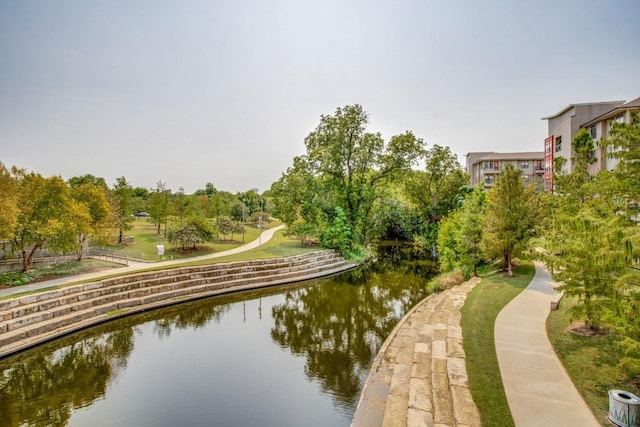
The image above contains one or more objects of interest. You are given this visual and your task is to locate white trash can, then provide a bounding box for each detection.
[609,389,640,427]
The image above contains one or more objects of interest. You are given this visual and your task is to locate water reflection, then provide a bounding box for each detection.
[0,245,436,426]
[0,328,135,427]
[271,247,435,407]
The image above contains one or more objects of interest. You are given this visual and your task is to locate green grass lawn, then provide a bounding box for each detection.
[0,259,123,287]
[461,262,535,427]
[547,296,640,425]
[108,218,279,261]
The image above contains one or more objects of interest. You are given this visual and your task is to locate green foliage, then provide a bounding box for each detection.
[215,216,235,240]
[274,104,426,248]
[148,181,170,235]
[0,162,19,241]
[11,170,83,271]
[542,120,640,381]
[603,112,640,201]
[482,164,538,276]
[437,187,486,277]
[111,176,134,244]
[166,216,215,251]
[320,207,352,255]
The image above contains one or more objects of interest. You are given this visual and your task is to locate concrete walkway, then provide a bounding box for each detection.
[352,278,481,427]
[0,225,285,298]
[495,262,600,426]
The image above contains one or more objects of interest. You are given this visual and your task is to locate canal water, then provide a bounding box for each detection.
[0,246,436,426]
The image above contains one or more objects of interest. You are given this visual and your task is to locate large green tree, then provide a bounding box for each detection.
[11,171,80,271]
[482,164,537,277]
[404,144,468,250]
[274,104,425,252]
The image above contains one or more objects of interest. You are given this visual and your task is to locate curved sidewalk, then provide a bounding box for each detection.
[495,262,600,426]
[0,225,285,298]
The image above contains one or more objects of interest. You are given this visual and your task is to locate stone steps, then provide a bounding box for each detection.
[0,250,355,358]
[352,277,481,427]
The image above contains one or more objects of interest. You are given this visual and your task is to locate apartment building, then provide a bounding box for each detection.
[541,97,639,191]
[466,151,545,188]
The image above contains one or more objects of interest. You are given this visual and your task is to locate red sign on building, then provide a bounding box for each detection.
[544,136,554,192]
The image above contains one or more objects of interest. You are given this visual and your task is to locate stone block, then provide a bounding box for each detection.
[408,376,433,413]
[450,385,481,426]
[447,357,469,387]
[0,299,19,311]
[407,407,434,427]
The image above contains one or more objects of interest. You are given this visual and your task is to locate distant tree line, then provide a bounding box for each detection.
[0,166,269,271]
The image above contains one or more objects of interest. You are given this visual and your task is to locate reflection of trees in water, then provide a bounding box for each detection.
[271,244,435,408]
[152,302,231,339]
[0,327,134,427]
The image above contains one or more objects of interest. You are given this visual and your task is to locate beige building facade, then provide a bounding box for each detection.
[541,97,639,190]
[466,151,545,188]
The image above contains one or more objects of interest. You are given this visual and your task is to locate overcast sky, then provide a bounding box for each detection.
[1,1,638,194]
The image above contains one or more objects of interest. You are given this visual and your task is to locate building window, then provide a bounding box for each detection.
[555,136,562,152]
[608,114,625,131]
[520,161,529,169]
[536,160,543,170]
[523,175,530,183]
[590,125,597,139]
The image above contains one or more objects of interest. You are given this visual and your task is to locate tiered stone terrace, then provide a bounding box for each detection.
[0,250,354,358]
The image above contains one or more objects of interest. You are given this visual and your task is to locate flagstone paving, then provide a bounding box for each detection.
[352,278,481,427]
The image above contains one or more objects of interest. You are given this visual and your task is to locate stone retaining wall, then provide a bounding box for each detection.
[0,250,356,359]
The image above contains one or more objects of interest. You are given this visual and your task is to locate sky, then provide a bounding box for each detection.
[1,0,638,194]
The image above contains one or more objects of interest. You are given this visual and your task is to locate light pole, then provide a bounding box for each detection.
[242,199,246,243]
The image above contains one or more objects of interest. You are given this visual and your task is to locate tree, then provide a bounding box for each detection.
[270,156,328,245]
[603,112,640,203]
[11,171,79,271]
[404,145,469,252]
[0,162,19,241]
[149,181,169,235]
[216,216,235,241]
[283,104,425,249]
[68,178,112,260]
[166,216,215,251]
[111,177,133,244]
[437,187,486,277]
[482,164,537,277]
[543,117,640,334]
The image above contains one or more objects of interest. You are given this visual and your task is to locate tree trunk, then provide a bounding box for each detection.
[21,244,41,273]
[506,252,513,277]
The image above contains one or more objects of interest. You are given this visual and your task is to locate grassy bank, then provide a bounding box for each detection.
[547,296,640,425]
[461,262,535,427]
[108,218,278,261]
[0,259,122,288]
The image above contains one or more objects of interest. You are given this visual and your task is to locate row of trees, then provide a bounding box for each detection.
[0,166,269,271]
[542,119,640,377]
[437,114,640,379]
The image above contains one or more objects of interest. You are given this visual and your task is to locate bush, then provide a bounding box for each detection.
[427,268,465,292]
